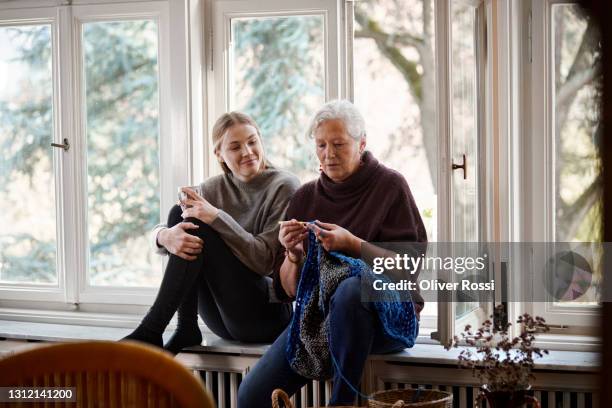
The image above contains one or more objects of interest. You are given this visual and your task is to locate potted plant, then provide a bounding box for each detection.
[445,309,550,408]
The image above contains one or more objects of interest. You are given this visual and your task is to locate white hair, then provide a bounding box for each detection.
[306,99,366,141]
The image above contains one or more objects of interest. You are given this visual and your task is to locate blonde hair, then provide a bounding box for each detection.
[211,111,267,174]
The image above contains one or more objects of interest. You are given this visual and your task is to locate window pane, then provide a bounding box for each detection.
[353,0,437,321]
[83,21,161,287]
[353,0,437,242]
[450,2,479,244]
[553,5,602,243]
[0,25,57,284]
[450,2,483,320]
[552,4,601,305]
[230,15,325,181]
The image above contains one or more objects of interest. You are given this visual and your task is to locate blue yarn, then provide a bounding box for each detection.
[330,250,419,348]
[287,230,419,388]
[329,346,372,400]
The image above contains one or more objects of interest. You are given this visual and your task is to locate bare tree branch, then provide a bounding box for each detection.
[555,17,600,139]
[353,3,437,191]
[558,173,602,239]
[354,9,424,102]
[553,16,601,240]
[354,10,425,51]
[564,18,599,85]
[556,63,601,108]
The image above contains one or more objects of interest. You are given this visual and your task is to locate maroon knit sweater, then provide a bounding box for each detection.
[273,151,427,309]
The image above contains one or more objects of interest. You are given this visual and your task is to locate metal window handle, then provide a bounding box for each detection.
[51,138,70,151]
[452,154,467,180]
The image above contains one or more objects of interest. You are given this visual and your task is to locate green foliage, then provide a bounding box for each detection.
[0,22,160,282]
[0,234,56,283]
[0,26,53,186]
[232,16,324,178]
[82,21,160,262]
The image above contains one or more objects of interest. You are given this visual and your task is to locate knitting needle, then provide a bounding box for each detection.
[278,221,309,227]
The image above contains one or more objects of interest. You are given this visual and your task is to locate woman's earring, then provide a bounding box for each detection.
[318,164,323,172]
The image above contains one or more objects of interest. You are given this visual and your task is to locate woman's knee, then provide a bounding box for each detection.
[331,276,362,310]
[167,205,216,238]
[329,276,375,324]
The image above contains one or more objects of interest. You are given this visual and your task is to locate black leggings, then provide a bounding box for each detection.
[152,205,292,342]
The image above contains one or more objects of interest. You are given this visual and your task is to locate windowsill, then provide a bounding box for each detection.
[0,320,600,373]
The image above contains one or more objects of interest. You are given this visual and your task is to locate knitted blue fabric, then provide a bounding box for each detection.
[286,230,418,380]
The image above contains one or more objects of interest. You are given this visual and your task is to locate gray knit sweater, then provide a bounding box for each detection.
[150,168,300,276]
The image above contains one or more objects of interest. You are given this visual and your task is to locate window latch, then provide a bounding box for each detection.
[51,138,70,151]
[452,154,467,180]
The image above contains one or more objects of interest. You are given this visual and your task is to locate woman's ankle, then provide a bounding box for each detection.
[121,325,163,348]
[164,326,202,354]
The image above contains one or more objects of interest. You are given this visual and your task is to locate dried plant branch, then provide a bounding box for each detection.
[445,306,550,392]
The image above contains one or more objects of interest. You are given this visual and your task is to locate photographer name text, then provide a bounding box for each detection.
[372,279,495,291]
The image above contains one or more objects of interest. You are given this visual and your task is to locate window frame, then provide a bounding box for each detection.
[0,7,67,304]
[0,0,192,317]
[71,1,174,306]
[0,0,602,349]
[207,0,345,178]
[522,0,600,335]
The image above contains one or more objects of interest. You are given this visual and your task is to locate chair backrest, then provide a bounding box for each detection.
[0,340,216,408]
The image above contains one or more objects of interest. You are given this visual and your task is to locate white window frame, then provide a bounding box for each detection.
[0,0,193,322]
[521,0,599,337]
[71,2,174,305]
[0,0,601,349]
[207,0,345,177]
[206,0,495,341]
[0,7,65,304]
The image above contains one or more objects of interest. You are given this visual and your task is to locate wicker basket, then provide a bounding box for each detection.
[368,389,453,408]
[272,389,366,408]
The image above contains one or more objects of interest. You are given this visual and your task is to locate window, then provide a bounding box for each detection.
[526,0,601,334]
[82,20,161,287]
[351,0,441,332]
[210,0,342,181]
[448,0,489,329]
[0,1,183,313]
[229,14,326,180]
[0,23,56,285]
[211,0,492,339]
[2,0,600,347]
[353,0,437,241]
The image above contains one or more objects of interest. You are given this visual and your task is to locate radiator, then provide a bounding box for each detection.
[196,369,599,408]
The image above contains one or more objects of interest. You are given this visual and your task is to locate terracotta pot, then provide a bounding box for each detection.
[476,386,540,408]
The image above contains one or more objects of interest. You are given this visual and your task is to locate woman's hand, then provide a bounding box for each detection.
[308,220,364,257]
[279,219,308,258]
[157,223,204,261]
[181,187,220,224]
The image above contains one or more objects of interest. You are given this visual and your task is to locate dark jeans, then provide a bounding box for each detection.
[142,205,292,342]
[237,276,410,407]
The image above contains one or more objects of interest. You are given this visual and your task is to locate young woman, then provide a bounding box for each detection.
[124,112,300,353]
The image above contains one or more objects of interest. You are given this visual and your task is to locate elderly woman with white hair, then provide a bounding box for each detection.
[237,100,427,407]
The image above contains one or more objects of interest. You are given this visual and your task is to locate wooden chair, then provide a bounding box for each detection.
[0,340,216,408]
